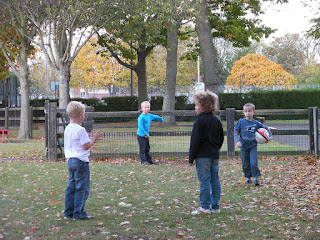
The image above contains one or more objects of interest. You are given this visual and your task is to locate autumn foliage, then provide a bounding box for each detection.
[227,54,297,86]
[71,37,128,89]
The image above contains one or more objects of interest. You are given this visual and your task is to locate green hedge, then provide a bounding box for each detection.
[30,89,320,112]
[219,90,320,110]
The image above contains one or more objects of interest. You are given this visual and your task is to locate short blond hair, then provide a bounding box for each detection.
[243,103,255,111]
[141,101,151,108]
[193,90,218,113]
[66,101,85,119]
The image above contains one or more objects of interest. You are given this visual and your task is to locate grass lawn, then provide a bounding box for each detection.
[1,157,319,239]
[0,139,45,159]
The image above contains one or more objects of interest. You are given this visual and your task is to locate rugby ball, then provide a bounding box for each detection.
[255,128,270,144]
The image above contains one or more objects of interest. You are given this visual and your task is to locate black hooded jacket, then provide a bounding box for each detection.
[188,112,224,163]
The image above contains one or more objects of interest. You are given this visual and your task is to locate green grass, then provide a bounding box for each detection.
[0,138,45,158]
[93,136,299,156]
[1,158,319,239]
[0,134,298,160]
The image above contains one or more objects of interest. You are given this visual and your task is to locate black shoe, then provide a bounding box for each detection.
[254,179,260,186]
[64,215,73,219]
[148,161,159,165]
[245,179,252,186]
[73,215,94,220]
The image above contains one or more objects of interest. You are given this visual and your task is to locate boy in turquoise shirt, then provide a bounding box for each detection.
[137,101,163,165]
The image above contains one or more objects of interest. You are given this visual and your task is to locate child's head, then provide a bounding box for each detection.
[193,90,218,114]
[66,101,85,120]
[141,101,151,114]
[243,103,255,120]
[243,103,255,111]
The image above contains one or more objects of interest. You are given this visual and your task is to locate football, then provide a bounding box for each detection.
[255,128,271,144]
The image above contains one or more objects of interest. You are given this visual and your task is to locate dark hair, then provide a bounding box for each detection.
[193,90,218,112]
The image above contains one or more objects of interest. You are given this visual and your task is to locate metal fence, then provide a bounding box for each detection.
[45,102,318,161]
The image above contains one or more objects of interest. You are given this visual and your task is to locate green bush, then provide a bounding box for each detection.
[219,89,320,110]
[29,89,320,112]
[101,96,138,111]
[149,95,189,110]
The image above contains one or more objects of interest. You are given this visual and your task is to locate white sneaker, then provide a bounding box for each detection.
[211,209,220,214]
[191,207,211,215]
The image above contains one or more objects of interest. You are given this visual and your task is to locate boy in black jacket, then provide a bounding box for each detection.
[189,90,224,215]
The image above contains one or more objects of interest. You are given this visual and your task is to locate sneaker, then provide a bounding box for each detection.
[254,178,260,186]
[246,179,252,186]
[73,215,94,220]
[191,207,211,215]
[141,162,149,165]
[211,209,220,214]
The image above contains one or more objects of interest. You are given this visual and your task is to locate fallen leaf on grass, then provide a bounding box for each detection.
[120,221,130,226]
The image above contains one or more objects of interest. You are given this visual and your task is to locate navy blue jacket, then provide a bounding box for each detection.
[189,112,224,163]
[234,118,272,149]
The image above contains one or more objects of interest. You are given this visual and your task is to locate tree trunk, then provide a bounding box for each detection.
[162,19,180,126]
[17,48,31,139]
[195,0,220,109]
[58,63,71,109]
[135,50,150,108]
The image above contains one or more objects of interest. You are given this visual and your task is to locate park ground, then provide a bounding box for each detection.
[0,154,319,240]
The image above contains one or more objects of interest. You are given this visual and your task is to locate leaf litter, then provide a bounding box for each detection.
[0,156,319,239]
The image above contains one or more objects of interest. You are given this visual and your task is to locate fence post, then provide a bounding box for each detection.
[83,106,94,132]
[30,106,33,139]
[226,108,235,158]
[4,107,9,130]
[46,102,57,161]
[45,101,49,157]
[308,107,318,156]
[313,107,318,157]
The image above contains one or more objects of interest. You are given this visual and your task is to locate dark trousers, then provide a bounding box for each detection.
[137,135,153,164]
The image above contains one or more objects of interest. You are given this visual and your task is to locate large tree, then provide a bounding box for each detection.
[71,37,126,91]
[0,50,9,80]
[0,0,37,139]
[97,0,166,107]
[297,60,320,85]
[161,0,193,125]
[263,34,306,75]
[194,0,287,108]
[227,53,297,86]
[308,4,320,40]
[214,39,264,84]
[24,0,117,108]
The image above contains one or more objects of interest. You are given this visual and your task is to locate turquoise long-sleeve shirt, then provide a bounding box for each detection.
[137,113,163,137]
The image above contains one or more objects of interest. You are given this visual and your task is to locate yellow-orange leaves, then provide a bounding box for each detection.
[227,54,297,86]
[71,37,126,89]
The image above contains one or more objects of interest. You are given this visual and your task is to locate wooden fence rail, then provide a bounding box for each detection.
[45,101,319,162]
[0,107,45,130]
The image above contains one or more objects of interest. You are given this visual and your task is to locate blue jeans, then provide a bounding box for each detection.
[137,135,153,164]
[64,158,90,219]
[195,158,221,210]
[241,146,261,178]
